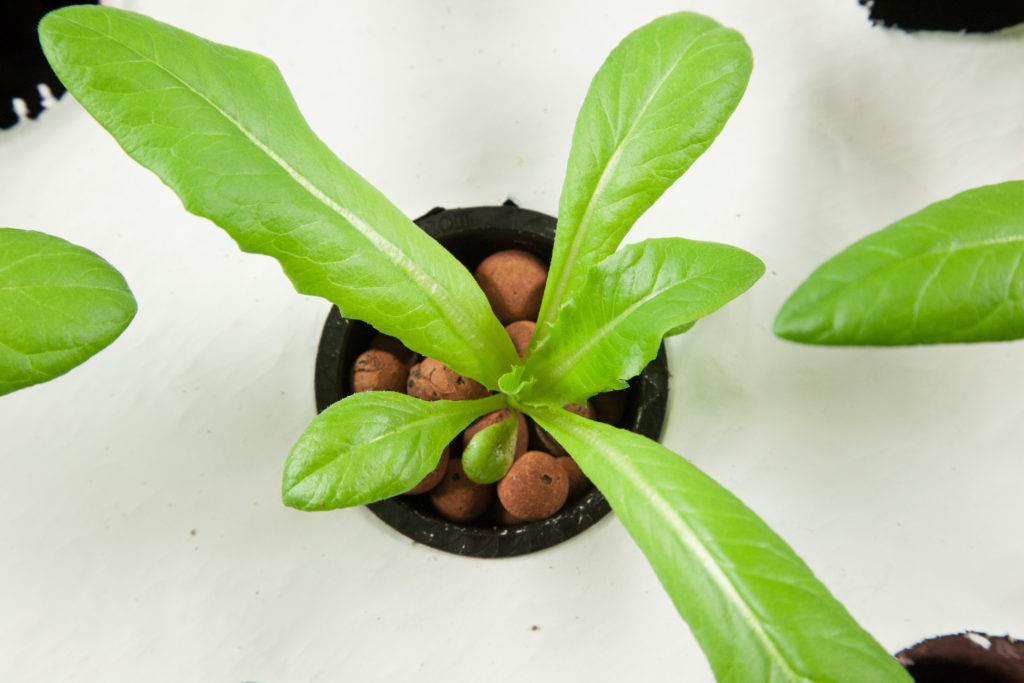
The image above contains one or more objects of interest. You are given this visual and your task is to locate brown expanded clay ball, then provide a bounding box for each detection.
[404,447,450,496]
[497,451,569,522]
[429,458,493,523]
[505,320,536,358]
[463,409,529,459]
[475,250,547,324]
[369,332,419,367]
[351,349,408,393]
[489,496,527,526]
[534,401,595,457]
[407,357,489,402]
[557,456,591,501]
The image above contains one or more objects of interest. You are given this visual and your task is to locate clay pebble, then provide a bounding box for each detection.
[407,357,489,402]
[497,450,569,522]
[505,320,536,358]
[369,332,419,367]
[475,250,547,324]
[405,446,450,496]
[556,455,591,501]
[429,458,494,523]
[489,496,528,526]
[351,349,408,393]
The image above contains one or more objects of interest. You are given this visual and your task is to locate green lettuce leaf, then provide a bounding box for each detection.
[40,6,518,387]
[533,11,752,349]
[0,228,136,396]
[284,391,504,510]
[462,410,518,484]
[776,181,1024,345]
[521,238,763,405]
[528,405,912,683]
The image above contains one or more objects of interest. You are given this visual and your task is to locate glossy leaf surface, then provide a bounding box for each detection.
[533,11,752,347]
[528,406,912,683]
[0,228,136,395]
[40,6,518,387]
[522,238,763,405]
[776,181,1024,345]
[462,410,518,484]
[284,392,504,510]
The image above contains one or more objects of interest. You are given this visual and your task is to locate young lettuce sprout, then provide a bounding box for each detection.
[776,181,1024,345]
[0,228,135,395]
[40,7,911,680]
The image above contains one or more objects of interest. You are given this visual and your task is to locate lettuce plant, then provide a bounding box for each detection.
[0,228,135,395]
[776,181,1024,345]
[41,6,912,680]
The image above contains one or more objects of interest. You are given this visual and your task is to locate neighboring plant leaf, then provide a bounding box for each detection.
[462,410,518,484]
[283,392,504,510]
[521,238,763,406]
[39,6,519,388]
[533,11,752,349]
[775,181,1024,345]
[0,228,136,396]
[528,405,912,683]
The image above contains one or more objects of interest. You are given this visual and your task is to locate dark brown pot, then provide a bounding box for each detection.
[897,632,1024,682]
[314,203,669,558]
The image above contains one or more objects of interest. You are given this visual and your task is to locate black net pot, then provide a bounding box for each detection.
[314,203,669,558]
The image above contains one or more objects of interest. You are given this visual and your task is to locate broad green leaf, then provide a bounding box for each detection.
[533,12,752,349]
[528,405,911,682]
[521,238,763,406]
[40,6,518,388]
[0,228,136,396]
[462,410,518,484]
[284,392,504,510]
[775,181,1024,345]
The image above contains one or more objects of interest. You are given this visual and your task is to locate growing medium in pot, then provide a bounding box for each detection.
[42,6,914,680]
[314,205,669,557]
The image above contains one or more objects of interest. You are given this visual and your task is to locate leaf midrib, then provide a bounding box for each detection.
[288,394,502,492]
[292,406,450,490]
[540,31,725,335]
[0,284,129,293]
[58,14,484,361]
[810,230,1024,312]
[536,268,717,398]
[550,411,809,682]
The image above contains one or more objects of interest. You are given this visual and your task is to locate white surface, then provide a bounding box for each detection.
[3,1,1024,681]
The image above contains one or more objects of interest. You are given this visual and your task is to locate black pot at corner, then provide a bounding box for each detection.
[314,203,669,558]
[897,632,1024,683]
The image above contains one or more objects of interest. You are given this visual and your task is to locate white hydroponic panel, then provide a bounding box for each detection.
[2,1,1022,680]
